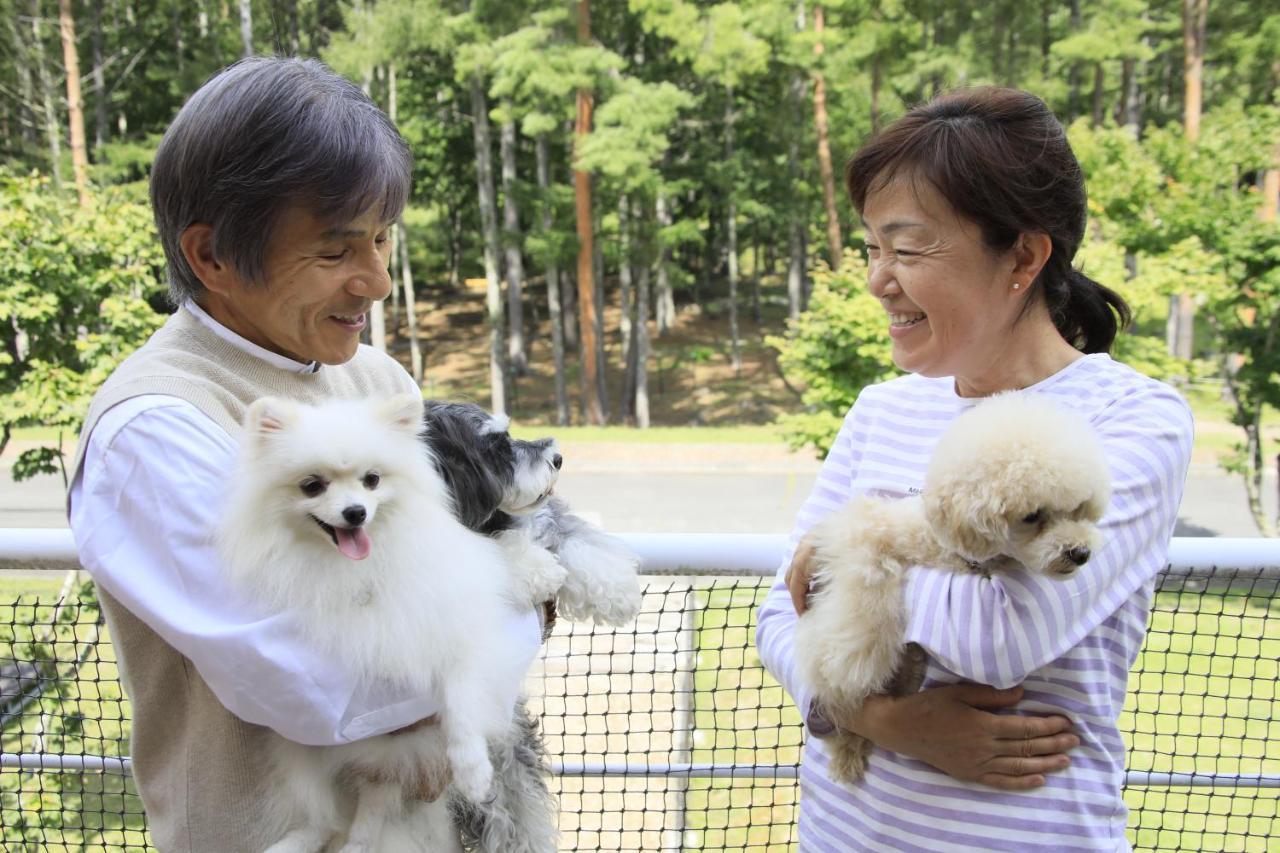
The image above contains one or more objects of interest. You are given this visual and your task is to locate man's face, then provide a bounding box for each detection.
[205,205,395,365]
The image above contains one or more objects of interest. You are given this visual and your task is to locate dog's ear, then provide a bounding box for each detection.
[245,397,297,440]
[924,487,1000,561]
[481,412,511,435]
[378,393,425,435]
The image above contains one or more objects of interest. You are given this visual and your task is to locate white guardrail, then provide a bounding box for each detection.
[2,529,1279,790]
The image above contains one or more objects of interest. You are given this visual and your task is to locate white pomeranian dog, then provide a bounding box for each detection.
[217,393,530,853]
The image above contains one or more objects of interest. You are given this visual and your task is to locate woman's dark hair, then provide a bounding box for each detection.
[150,57,412,306]
[845,86,1130,354]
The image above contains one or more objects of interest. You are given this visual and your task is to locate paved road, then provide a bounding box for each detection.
[1,444,1272,538]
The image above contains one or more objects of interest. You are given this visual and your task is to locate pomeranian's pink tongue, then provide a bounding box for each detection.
[334,526,372,560]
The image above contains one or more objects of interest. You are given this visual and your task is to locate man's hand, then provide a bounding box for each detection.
[785,536,817,615]
[829,684,1079,791]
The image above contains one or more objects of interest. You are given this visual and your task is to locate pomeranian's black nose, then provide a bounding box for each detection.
[1066,547,1091,566]
[342,505,367,527]
[552,454,563,470]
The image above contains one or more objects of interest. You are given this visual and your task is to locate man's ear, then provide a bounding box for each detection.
[245,397,298,440]
[378,392,425,435]
[179,223,238,297]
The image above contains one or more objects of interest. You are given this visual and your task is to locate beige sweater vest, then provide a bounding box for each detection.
[69,306,412,852]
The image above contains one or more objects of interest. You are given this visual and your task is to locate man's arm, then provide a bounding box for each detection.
[70,396,439,745]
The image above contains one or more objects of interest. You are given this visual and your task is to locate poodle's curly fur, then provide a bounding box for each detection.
[794,393,1111,783]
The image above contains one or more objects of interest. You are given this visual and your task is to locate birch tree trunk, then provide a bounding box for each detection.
[472,76,507,414]
[724,87,742,375]
[397,221,423,385]
[91,0,106,154]
[787,1,806,323]
[57,0,89,204]
[31,0,63,188]
[655,190,676,335]
[535,133,569,425]
[635,250,651,429]
[499,115,528,376]
[239,0,252,57]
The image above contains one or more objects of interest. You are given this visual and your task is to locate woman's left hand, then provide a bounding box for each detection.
[784,536,817,615]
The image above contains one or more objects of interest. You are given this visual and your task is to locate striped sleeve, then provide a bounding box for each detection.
[902,384,1194,688]
[755,403,867,716]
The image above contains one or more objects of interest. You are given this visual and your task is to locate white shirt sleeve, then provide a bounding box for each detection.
[68,396,442,745]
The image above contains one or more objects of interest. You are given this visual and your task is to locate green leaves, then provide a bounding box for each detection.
[0,172,167,481]
[767,251,898,455]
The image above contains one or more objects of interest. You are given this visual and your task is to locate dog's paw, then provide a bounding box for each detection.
[830,732,872,784]
[448,743,494,804]
[524,547,569,604]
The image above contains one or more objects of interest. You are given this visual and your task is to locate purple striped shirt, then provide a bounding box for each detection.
[756,354,1194,852]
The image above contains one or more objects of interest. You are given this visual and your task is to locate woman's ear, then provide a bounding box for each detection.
[1011,232,1053,291]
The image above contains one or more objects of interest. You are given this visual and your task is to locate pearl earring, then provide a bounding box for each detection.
[1012,282,1022,290]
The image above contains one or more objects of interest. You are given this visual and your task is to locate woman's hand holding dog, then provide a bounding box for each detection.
[828,684,1079,791]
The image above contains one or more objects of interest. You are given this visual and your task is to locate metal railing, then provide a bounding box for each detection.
[2,530,1278,851]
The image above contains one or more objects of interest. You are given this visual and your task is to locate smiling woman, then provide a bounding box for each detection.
[756,87,1194,852]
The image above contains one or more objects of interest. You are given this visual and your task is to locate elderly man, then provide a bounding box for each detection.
[66,57,542,851]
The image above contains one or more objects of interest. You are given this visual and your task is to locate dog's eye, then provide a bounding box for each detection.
[299,477,327,497]
[362,471,381,490]
[1021,509,1043,524]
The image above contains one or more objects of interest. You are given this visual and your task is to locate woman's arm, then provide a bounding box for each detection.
[901,385,1194,688]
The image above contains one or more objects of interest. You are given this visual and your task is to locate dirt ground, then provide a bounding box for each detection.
[380,277,804,427]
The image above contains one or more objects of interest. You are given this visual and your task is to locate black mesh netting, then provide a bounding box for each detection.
[1,572,1276,852]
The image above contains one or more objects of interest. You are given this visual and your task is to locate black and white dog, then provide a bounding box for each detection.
[421,401,643,852]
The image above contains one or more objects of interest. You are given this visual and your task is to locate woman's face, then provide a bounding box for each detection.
[862,174,1025,389]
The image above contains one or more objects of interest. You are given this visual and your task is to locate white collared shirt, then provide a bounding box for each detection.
[69,303,541,745]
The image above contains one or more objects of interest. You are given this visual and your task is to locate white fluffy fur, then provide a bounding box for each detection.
[794,393,1111,783]
[218,394,529,853]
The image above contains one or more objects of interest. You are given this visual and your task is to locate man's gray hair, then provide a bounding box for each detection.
[150,57,412,305]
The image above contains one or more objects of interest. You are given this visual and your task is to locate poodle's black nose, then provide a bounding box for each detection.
[1066,547,1091,566]
[552,453,563,470]
[343,505,367,527]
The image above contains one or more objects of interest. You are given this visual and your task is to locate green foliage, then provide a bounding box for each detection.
[767,252,898,455]
[0,172,167,482]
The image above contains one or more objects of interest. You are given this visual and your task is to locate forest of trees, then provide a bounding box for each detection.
[1,0,1278,529]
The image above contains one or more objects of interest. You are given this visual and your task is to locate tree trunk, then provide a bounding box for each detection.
[1041,0,1051,77]
[1092,62,1105,127]
[397,221,423,385]
[1068,0,1083,118]
[788,2,807,324]
[617,195,636,421]
[635,250,651,429]
[239,0,252,57]
[724,87,742,375]
[499,115,528,376]
[1117,57,1136,129]
[812,4,842,268]
[1182,0,1206,143]
[57,0,90,204]
[655,190,675,336]
[91,0,106,154]
[574,0,604,424]
[471,76,507,414]
[535,133,569,426]
[1170,0,1207,358]
[31,0,63,188]
[1262,140,1280,223]
[286,0,300,54]
[870,51,881,133]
